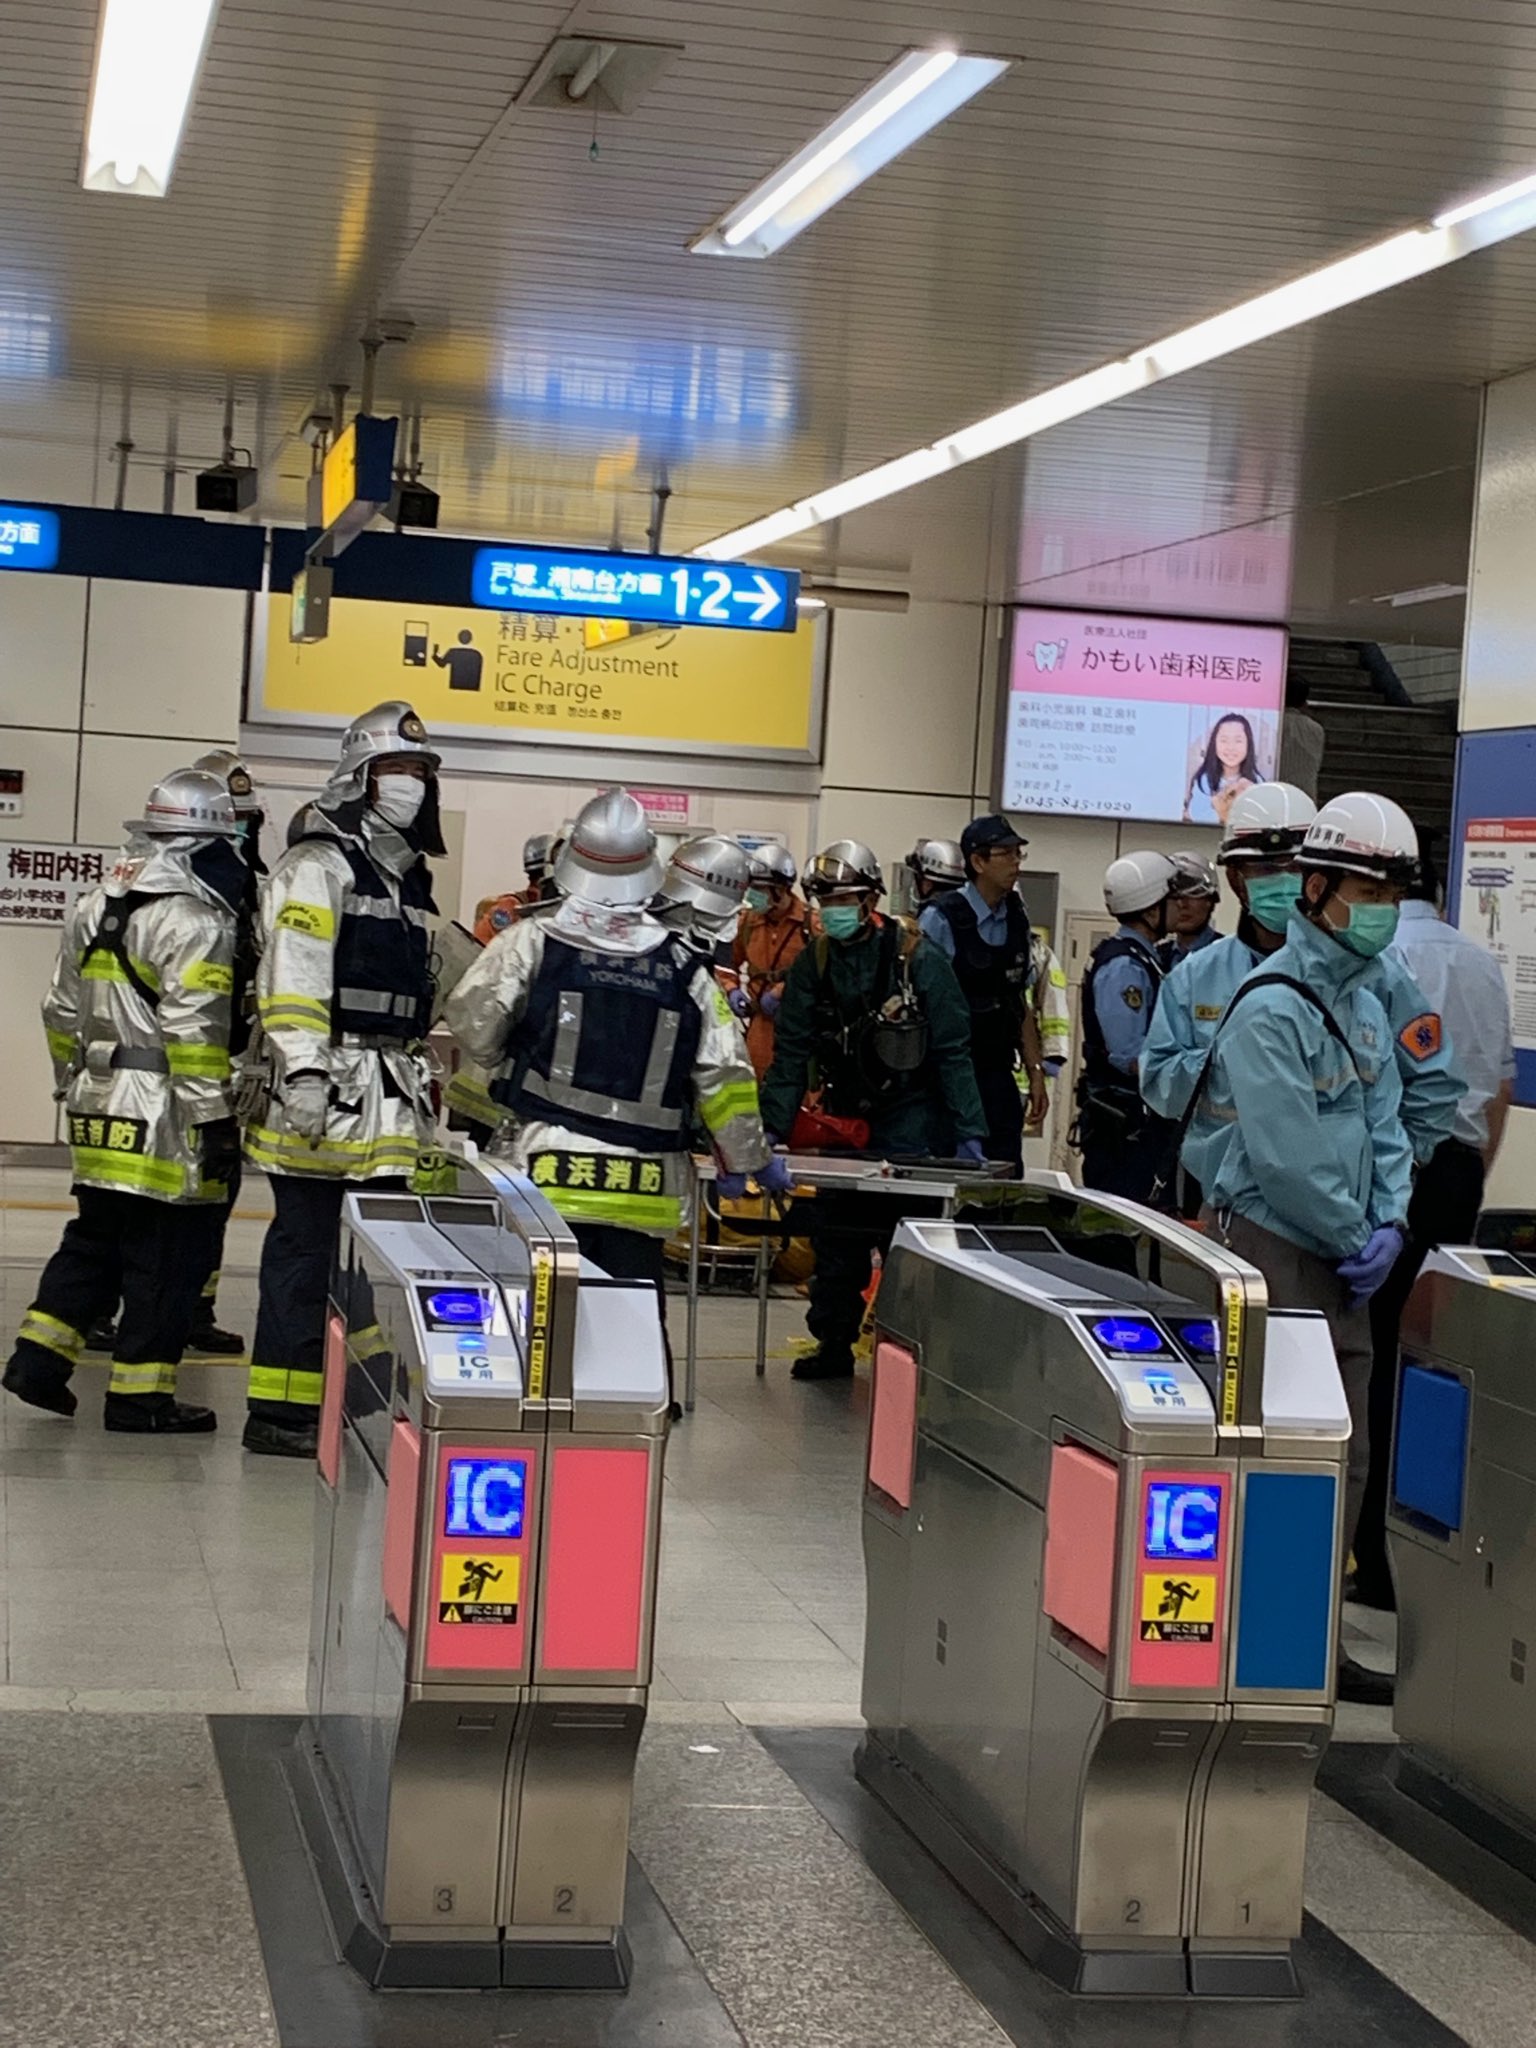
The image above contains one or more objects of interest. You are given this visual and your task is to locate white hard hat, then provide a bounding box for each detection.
[522,831,554,876]
[553,788,664,907]
[192,748,260,818]
[805,839,883,897]
[659,834,752,925]
[1298,792,1418,882]
[125,767,239,840]
[745,842,798,889]
[1167,849,1220,900]
[906,838,966,888]
[1104,850,1178,917]
[1218,781,1317,864]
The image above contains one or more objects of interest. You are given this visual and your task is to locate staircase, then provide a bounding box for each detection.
[1288,639,1457,851]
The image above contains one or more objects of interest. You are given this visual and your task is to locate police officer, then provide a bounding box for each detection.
[3,769,243,1433]
[1075,851,1177,1200]
[730,843,808,1079]
[445,791,789,1342]
[1160,850,1221,968]
[760,839,987,1380]
[1199,792,1426,1705]
[904,838,966,906]
[918,814,1049,1175]
[242,702,444,1457]
[1143,785,1462,1205]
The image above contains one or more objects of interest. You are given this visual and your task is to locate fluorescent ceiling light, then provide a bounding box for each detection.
[690,47,1009,259]
[82,0,218,198]
[697,170,1536,560]
[1374,582,1469,607]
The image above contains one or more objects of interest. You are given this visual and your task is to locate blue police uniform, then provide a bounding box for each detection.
[919,882,1035,1172]
[1075,923,1166,1200]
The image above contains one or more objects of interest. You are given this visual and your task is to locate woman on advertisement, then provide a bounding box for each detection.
[1185,711,1262,826]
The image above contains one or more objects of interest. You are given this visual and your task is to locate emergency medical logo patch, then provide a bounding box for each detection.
[1399,1013,1443,1062]
[1124,986,1144,1011]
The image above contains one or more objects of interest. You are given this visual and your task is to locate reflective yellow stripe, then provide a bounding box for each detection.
[697,1079,761,1134]
[71,1148,185,1197]
[82,954,160,991]
[46,1028,75,1064]
[107,1360,178,1396]
[444,1071,498,1122]
[182,959,234,995]
[18,1308,85,1362]
[247,1365,324,1407]
[347,1323,385,1359]
[257,993,332,1033]
[275,900,337,941]
[546,1187,682,1232]
[166,1043,233,1079]
[242,1123,419,1178]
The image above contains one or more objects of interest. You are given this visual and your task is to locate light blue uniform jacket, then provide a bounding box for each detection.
[1200,912,1414,1260]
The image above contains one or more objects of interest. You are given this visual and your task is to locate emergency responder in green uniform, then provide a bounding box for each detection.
[759,839,986,1380]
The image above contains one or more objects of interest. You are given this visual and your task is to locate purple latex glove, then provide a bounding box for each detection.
[759,986,781,1019]
[1336,1224,1404,1302]
[756,1153,794,1198]
[716,1171,749,1200]
[727,986,752,1020]
[956,1137,988,1165]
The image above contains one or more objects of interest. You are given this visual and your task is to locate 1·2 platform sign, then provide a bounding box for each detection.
[470,545,798,633]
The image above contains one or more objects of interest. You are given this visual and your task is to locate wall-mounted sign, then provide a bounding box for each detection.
[470,545,797,633]
[0,841,114,927]
[0,505,60,571]
[318,417,398,555]
[631,788,692,829]
[0,768,22,818]
[251,594,824,762]
[1001,607,1288,825]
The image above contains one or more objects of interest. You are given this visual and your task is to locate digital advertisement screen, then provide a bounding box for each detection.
[1001,607,1288,824]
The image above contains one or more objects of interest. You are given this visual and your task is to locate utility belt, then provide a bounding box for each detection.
[1070,1073,1152,1152]
[83,1042,170,1078]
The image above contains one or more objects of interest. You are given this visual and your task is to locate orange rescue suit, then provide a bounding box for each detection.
[731,898,809,1077]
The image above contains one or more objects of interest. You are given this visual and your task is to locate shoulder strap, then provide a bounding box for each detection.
[81,891,160,1010]
[1168,969,1363,1163]
[932,890,975,936]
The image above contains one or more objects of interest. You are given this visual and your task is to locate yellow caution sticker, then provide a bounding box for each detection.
[1220,1281,1242,1427]
[438,1551,520,1624]
[1139,1570,1217,1643]
[527,1248,552,1400]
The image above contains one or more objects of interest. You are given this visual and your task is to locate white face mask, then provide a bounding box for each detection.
[372,777,427,830]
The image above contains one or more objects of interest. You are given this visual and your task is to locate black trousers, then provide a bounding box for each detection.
[805,1194,897,1368]
[1355,1138,1486,1596]
[976,1062,1025,1178]
[248,1175,352,1428]
[1081,1127,1168,1206]
[9,1187,206,1404]
[571,1224,674,1403]
[94,1165,240,1331]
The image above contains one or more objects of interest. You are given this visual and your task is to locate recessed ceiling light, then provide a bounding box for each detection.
[690,48,1009,259]
[696,172,1536,559]
[82,0,218,199]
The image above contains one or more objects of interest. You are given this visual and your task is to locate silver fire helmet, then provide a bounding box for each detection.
[125,767,240,841]
[745,842,798,890]
[658,834,752,926]
[804,839,883,898]
[552,788,665,907]
[192,748,260,817]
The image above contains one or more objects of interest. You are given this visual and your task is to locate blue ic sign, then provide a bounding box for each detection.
[0,505,59,571]
[444,1455,526,1540]
[424,1289,491,1329]
[1092,1318,1166,1356]
[470,546,798,632]
[1144,1482,1221,1561]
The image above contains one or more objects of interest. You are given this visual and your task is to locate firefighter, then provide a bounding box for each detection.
[655,834,752,962]
[1074,851,1178,1201]
[1159,850,1222,967]
[3,769,243,1433]
[729,843,808,1079]
[445,791,790,1352]
[918,814,1049,1175]
[474,831,558,944]
[242,702,444,1457]
[759,839,987,1380]
[904,838,966,905]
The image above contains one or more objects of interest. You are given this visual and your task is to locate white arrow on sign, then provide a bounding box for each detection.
[730,573,783,625]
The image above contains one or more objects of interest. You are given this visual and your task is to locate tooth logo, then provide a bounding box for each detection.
[1032,638,1068,673]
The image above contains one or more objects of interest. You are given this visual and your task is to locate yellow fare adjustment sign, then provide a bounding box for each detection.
[439,1552,521,1625]
[1139,1570,1217,1644]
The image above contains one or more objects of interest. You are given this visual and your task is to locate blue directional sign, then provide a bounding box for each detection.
[0,505,60,571]
[471,545,798,632]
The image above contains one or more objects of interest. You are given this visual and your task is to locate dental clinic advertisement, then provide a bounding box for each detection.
[1002,608,1287,824]
[1459,818,1536,1053]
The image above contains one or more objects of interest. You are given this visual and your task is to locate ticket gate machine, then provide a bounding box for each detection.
[1391,1241,1536,1870]
[856,1185,1351,1997]
[290,1159,670,1989]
